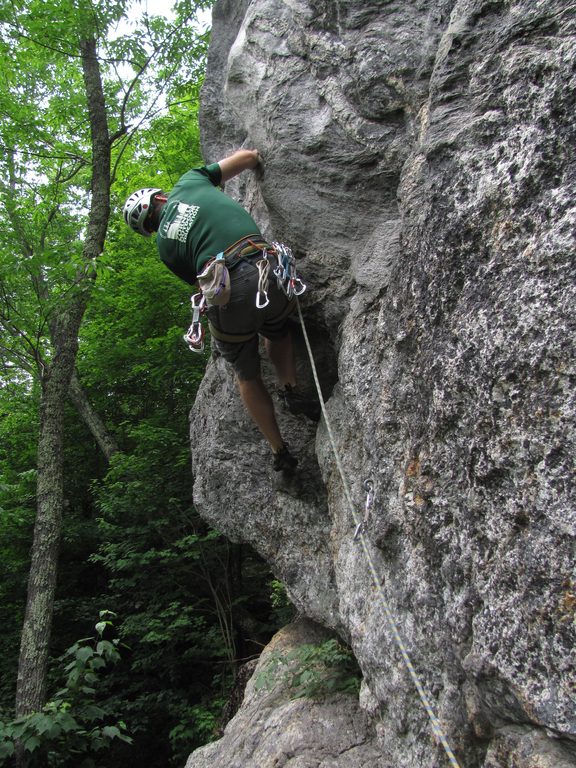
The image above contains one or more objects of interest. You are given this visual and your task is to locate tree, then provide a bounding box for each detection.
[14,28,112,721]
[0,0,210,727]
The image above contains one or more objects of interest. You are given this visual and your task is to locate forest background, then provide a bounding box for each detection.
[0,1,290,766]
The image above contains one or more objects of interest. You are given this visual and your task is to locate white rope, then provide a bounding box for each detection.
[295,298,462,768]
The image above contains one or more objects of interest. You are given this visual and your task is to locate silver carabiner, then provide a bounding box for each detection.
[184,293,206,352]
[292,278,306,296]
[256,291,270,309]
[191,293,206,311]
[183,322,205,353]
[353,521,366,541]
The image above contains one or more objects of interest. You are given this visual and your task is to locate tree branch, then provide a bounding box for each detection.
[68,370,119,460]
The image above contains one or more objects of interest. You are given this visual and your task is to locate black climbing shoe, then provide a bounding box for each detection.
[272,444,298,473]
[279,385,321,422]
[273,467,303,497]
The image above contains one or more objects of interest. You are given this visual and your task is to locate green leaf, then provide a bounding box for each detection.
[75,646,94,665]
[0,741,15,758]
[102,725,121,739]
[23,735,41,752]
[95,621,108,636]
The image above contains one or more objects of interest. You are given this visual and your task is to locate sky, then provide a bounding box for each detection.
[120,0,212,30]
[109,1,212,87]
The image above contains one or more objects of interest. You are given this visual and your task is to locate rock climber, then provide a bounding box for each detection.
[122,148,318,476]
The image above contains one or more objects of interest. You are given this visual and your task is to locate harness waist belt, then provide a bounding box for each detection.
[208,322,257,343]
[223,235,275,269]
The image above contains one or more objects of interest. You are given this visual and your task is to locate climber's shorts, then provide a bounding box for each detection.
[206,254,295,381]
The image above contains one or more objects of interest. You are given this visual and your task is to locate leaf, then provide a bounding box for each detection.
[59,712,80,733]
[101,725,121,740]
[23,735,41,752]
[95,621,108,636]
[0,742,15,758]
[75,646,94,665]
[81,704,106,722]
[35,714,60,737]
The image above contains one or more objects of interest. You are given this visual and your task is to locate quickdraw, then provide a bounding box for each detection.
[183,293,206,353]
[253,240,306,309]
[271,241,306,298]
[354,479,374,540]
[256,258,270,308]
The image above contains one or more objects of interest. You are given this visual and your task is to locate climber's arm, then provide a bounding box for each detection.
[218,149,262,183]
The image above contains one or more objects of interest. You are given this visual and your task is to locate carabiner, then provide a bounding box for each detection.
[184,293,207,353]
[363,479,374,509]
[191,293,206,311]
[183,322,205,353]
[353,521,366,541]
[256,290,270,309]
[292,277,306,296]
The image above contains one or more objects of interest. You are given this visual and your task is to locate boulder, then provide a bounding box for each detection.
[185,620,385,768]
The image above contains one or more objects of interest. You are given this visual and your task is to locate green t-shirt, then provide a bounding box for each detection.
[156,163,262,285]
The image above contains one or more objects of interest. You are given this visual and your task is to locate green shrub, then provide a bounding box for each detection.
[0,613,132,767]
[269,580,295,626]
[254,638,362,701]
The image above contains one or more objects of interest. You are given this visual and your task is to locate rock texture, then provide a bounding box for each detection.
[188,1,576,766]
[186,620,386,768]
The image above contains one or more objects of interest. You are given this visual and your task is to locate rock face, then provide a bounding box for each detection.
[188,1,576,766]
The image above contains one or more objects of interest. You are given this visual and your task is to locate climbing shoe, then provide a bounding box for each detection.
[272,444,298,473]
[278,385,321,422]
[273,467,303,497]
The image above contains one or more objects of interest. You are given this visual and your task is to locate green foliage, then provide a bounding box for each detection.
[167,698,225,765]
[254,638,362,702]
[0,0,211,378]
[86,425,279,765]
[269,579,296,626]
[0,3,291,766]
[0,613,132,767]
[0,379,40,704]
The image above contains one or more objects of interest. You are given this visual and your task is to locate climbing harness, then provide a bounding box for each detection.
[183,293,206,353]
[295,298,462,768]
[184,240,307,352]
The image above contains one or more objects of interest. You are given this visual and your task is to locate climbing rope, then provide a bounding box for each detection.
[295,297,462,768]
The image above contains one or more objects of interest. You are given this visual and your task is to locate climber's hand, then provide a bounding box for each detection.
[254,151,264,180]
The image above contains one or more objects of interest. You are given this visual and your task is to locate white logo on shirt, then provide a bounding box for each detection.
[162,202,200,242]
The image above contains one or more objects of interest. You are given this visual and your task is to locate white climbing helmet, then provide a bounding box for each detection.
[123,188,162,236]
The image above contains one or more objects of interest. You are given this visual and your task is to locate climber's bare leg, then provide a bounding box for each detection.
[236,375,284,453]
[265,332,296,388]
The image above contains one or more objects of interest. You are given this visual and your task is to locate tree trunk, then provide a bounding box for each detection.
[69,370,119,461]
[15,303,87,714]
[15,34,111,721]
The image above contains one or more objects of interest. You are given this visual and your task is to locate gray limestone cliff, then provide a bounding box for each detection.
[187,1,576,766]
